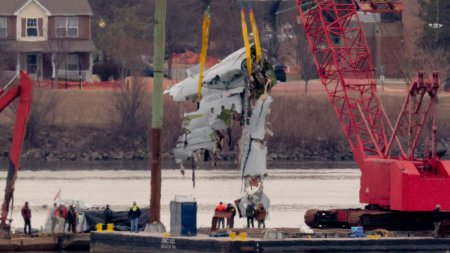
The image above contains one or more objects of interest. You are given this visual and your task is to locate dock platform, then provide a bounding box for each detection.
[90,230,450,253]
[0,234,89,252]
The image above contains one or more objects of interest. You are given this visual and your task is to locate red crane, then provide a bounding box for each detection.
[296,0,449,229]
[0,72,33,235]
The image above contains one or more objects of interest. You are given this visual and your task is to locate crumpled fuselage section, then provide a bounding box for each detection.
[165,46,275,210]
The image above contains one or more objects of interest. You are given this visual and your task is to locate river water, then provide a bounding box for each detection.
[0,162,362,232]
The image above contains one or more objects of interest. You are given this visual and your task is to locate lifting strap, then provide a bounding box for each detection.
[197,6,211,99]
[240,3,253,77]
[248,2,262,65]
[241,1,263,76]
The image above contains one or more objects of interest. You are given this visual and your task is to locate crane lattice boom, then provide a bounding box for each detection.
[297,0,450,217]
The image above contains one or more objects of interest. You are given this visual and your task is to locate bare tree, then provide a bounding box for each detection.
[26,90,66,146]
[109,75,149,137]
[297,25,316,94]
[48,40,71,88]
[91,1,153,78]
[5,89,66,147]
[0,43,18,84]
[165,0,281,76]
[165,1,203,78]
[400,48,448,83]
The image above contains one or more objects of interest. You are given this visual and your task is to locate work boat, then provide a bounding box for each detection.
[42,193,150,233]
[43,198,92,233]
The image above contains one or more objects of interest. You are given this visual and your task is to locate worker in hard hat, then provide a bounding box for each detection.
[245,202,255,228]
[128,201,141,233]
[255,203,267,228]
[226,203,237,229]
[66,205,78,233]
[433,204,442,238]
[21,201,32,234]
[215,202,226,229]
[104,204,113,228]
[50,202,59,233]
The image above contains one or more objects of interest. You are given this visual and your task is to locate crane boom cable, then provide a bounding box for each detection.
[197,7,211,99]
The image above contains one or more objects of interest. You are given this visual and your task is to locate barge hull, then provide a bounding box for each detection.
[91,232,450,253]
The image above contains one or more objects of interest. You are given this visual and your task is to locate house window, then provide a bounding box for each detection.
[56,17,78,37]
[64,54,79,71]
[56,17,65,37]
[0,17,7,38]
[67,17,78,37]
[27,55,37,74]
[26,18,38,37]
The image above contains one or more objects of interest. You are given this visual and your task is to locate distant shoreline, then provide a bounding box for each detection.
[2,88,447,167]
[7,159,358,171]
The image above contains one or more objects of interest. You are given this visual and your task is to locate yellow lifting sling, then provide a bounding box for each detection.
[248,7,262,65]
[241,1,263,76]
[240,6,252,77]
[197,7,211,99]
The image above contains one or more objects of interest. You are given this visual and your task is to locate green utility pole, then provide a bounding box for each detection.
[150,0,166,225]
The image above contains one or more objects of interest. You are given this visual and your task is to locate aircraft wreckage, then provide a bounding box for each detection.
[165,45,275,213]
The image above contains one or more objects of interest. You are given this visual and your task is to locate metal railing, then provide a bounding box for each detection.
[57,70,88,81]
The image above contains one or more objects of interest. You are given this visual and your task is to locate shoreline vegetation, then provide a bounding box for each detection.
[1,80,450,164]
[10,160,358,171]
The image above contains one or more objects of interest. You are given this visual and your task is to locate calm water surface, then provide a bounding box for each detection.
[0,162,362,232]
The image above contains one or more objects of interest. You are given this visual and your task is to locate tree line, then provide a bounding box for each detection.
[88,0,283,79]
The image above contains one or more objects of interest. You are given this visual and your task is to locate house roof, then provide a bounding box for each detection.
[0,0,93,16]
[1,40,97,52]
[0,1,28,15]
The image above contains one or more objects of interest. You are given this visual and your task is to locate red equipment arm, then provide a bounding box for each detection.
[297,1,450,212]
[296,0,437,163]
[385,72,440,160]
[296,0,405,163]
[0,71,33,227]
